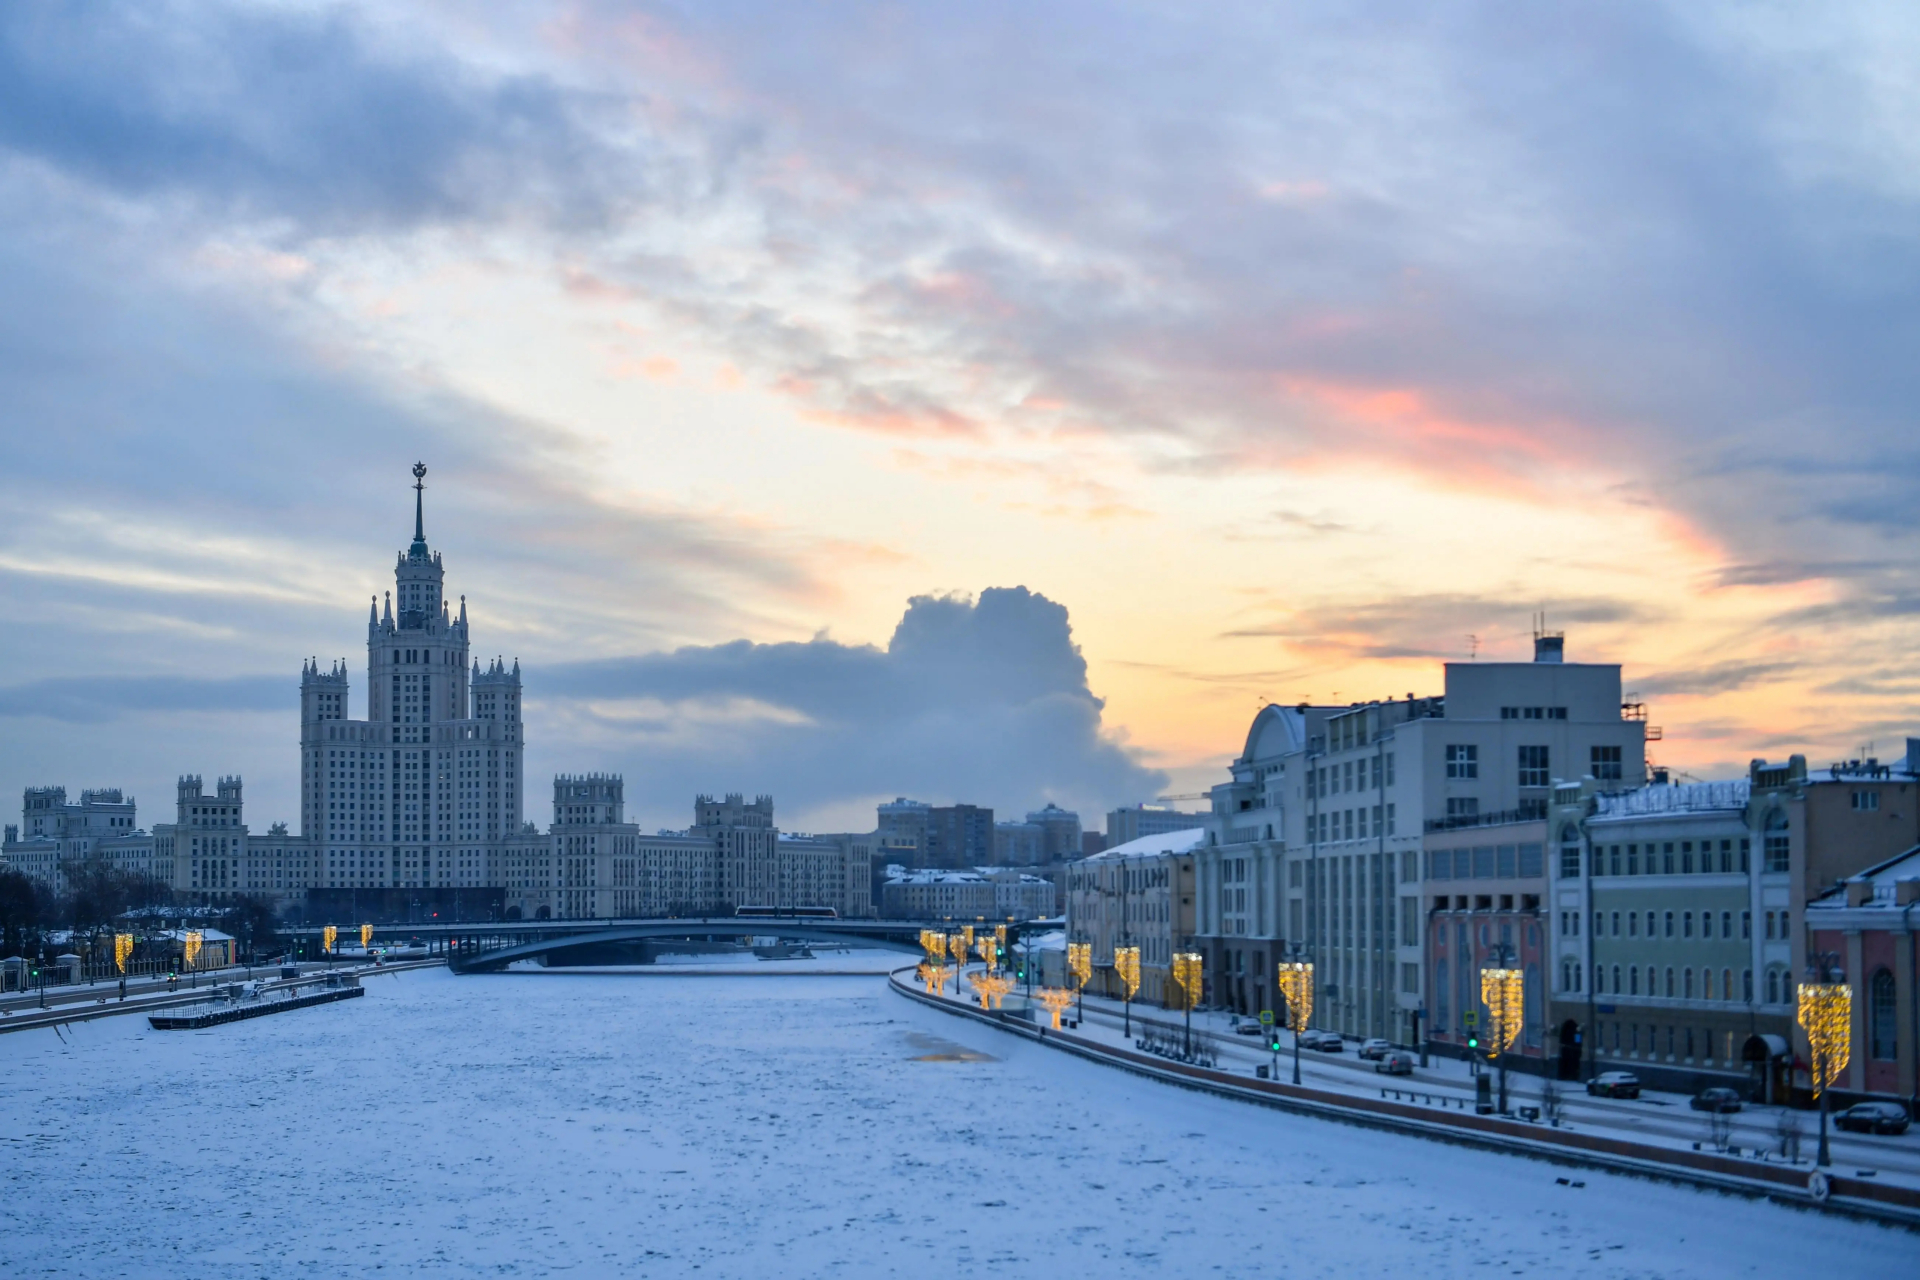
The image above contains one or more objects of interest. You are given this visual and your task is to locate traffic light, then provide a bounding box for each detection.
[1467,1034,1479,1050]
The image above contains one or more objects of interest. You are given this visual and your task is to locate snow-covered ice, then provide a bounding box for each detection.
[0,965,1909,1278]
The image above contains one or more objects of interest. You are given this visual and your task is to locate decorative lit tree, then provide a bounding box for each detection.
[1479,953,1524,1114]
[980,972,1013,1009]
[361,923,374,950]
[1113,945,1142,1036]
[947,933,970,983]
[322,925,338,956]
[1277,954,1314,1085]
[1798,953,1851,1168]
[1036,987,1075,1030]
[1067,942,1092,1022]
[113,933,134,975]
[922,931,948,965]
[1170,952,1204,1056]
[976,936,998,970]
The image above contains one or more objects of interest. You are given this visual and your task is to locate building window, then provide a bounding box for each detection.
[1852,790,1880,812]
[1871,969,1898,1060]
[1559,829,1582,878]
[1590,745,1622,781]
[1447,797,1479,819]
[1518,745,1550,788]
[1446,745,1478,779]
[1743,969,1753,1002]
[1763,812,1790,873]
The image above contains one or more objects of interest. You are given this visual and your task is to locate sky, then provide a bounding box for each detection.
[1,2,1916,835]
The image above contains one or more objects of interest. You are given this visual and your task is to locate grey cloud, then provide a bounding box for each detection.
[0,3,623,231]
[0,675,286,723]
[1626,661,1799,699]
[1224,594,1647,663]
[535,587,1166,828]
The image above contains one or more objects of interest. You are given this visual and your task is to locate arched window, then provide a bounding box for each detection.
[1703,968,1714,1000]
[1763,810,1790,872]
[1743,969,1753,1002]
[1683,968,1693,999]
[1630,965,1640,995]
[1766,968,1779,1004]
[1722,969,1733,1002]
[1664,967,1674,998]
[1612,964,1622,994]
[1871,969,1898,1060]
[1559,826,1582,878]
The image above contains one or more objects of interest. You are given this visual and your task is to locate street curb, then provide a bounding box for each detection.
[889,967,1920,1231]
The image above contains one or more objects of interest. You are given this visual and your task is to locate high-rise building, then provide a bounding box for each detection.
[300,463,523,892]
[1106,804,1207,847]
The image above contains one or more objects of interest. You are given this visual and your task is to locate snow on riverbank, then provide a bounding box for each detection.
[0,967,1908,1278]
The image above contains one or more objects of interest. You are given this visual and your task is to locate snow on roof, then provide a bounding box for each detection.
[1591,780,1749,820]
[1807,843,1920,909]
[885,869,988,885]
[1080,827,1206,861]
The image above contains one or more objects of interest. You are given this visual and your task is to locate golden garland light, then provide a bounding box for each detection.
[1036,987,1075,1029]
[975,936,998,970]
[361,923,374,949]
[994,924,1008,951]
[1169,952,1204,1011]
[183,931,204,971]
[1067,942,1092,990]
[114,933,134,975]
[918,961,953,994]
[1797,980,1852,1097]
[921,931,947,963]
[1276,960,1314,1032]
[1113,946,1142,1002]
[959,925,976,958]
[322,925,338,953]
[1479,966,1524,1057]
[947,933,969,971]
[974,972,1013,1009]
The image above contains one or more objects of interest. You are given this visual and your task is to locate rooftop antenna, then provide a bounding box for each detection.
[1467,634,1479,661]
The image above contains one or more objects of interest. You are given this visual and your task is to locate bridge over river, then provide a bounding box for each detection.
[283,917,960,973]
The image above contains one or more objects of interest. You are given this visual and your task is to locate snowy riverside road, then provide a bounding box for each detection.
[1,964,1911,1278]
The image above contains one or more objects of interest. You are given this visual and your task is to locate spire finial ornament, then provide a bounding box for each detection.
[411,461,428,547]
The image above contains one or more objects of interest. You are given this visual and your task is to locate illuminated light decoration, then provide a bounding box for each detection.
[323,925,338,953]
[1067,943,1093,991]
[1036,988,1075,1029]
[1169,953,1204,1011]
[975,936,998,970]
[1276,961,1314,1032]
[1479,967,1524,1058]
[1797,981,1852,1097]
[968,970,992,1008]
[976,972,1014,1010]
[994,925,1008,951]
[183,931,204,971]
[1113,946,1142,1002]
[917,961,953,994]
[921,930,947,962]
[960,925,976,958]
[361,924,374,949]
[948,934,970,972]
[114,933,134,975]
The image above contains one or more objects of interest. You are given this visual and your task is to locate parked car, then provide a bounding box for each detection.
[1835,1101,1912,1135]
[1235,1021,1269,1037]
[1358,1038,1392,1060]
[1586,1071,1641,1099]
[1374,1051,1414,1075]
[1304,1031,1344,1052]
[1689,1087,1743,1113]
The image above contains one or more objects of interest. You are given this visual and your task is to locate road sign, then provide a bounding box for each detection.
[1463,1010,1479,1027]
[1259,1009,1274,1025]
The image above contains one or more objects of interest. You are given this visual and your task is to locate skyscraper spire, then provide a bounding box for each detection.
[410,461,429,557]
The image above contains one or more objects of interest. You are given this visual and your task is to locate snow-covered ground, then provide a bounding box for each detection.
[1,966,1910,1278]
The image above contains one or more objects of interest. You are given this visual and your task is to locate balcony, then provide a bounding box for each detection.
[1423,807,1541,833]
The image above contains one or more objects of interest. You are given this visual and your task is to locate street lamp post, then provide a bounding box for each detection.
[1480,945,1524,1115]
[1277,946,1314,1087]
[1798,951,1851,1170]
[1171,952,1204,1057]
[1114,946,1141,1038]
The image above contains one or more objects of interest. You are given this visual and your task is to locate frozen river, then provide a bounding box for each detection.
[1,964,1910,1278]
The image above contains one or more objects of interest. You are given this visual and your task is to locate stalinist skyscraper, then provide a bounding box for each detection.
[299,463,525,891]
